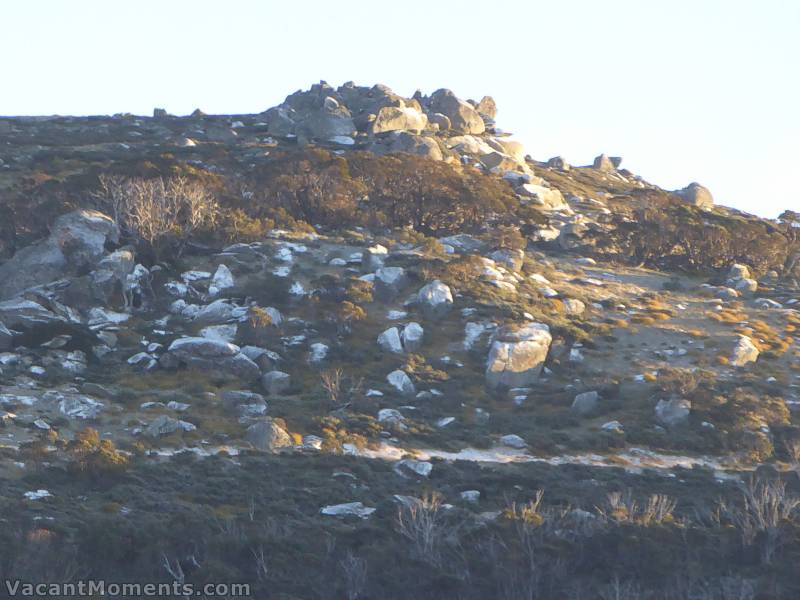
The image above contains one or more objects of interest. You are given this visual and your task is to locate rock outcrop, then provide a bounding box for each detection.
[0,210,118,299]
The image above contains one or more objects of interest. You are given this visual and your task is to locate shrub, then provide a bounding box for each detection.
[67,428,129,476]
[94,175,220,260]
[721,477,800,564]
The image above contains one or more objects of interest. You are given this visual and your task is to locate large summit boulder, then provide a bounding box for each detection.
[676,182,714,209]
[475,96,497,121]
[593,154,617,172]
[427,89,485,135]
[0,210,118,299]
[486,323,552,389]
[267,82,357,140]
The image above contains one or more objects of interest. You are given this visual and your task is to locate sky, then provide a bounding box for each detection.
[2,0,798,218]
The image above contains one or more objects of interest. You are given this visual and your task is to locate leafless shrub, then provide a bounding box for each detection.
[251,546,269,583]
[320,368,363,409]
[338,551,367,600]
[597,491,676,525]
[396,492,445,566]
[720,477,799,564]
[94,175,219,258]
[598,577,646,600]
[640,494,677,526]
[162,553,190,600]
[320,369,343,406]
[484,536,541,600]
[784,438,800,468]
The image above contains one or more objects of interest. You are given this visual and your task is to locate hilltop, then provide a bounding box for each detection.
[0,82,800,598]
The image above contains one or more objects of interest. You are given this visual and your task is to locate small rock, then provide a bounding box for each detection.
[500,434,527,449]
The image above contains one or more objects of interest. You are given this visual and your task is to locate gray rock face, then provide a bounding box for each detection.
[572,391,599,415]
[261,370,291,396]
[0,299,67,328]
[676,182,714,209]
[0,209,118,299]
[486,323,552,389]
[730,335,760,367]
[428,89,485,134]
[245,417,292,452]
[655,398,691,427]
[161,337,260,382]
[417,280,454,319]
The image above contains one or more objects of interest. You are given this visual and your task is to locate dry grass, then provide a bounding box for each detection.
[708,308,749,324]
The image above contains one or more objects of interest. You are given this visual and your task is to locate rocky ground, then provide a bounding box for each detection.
[1,83,800,599]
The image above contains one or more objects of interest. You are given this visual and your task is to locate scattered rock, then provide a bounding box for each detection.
[655,398,691,427]
[377,327,404,354]
[417,280,454,319]
[500,434,527,449]
[246,417,292,452]
[486,323,552,389]
[401,322,424,352]
[320,502,375,519]
[572,391,599,415]
[146,415,196,437]
[161,337,260,382]
[387,369,415,396]
[730,335,759,367]
[262,371,291,396]
[394,458,432,478]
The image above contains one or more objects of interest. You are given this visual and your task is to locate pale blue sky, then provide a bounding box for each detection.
[2,0,798,218]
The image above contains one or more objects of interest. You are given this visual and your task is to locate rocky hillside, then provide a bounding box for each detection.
[1,83,800,599]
